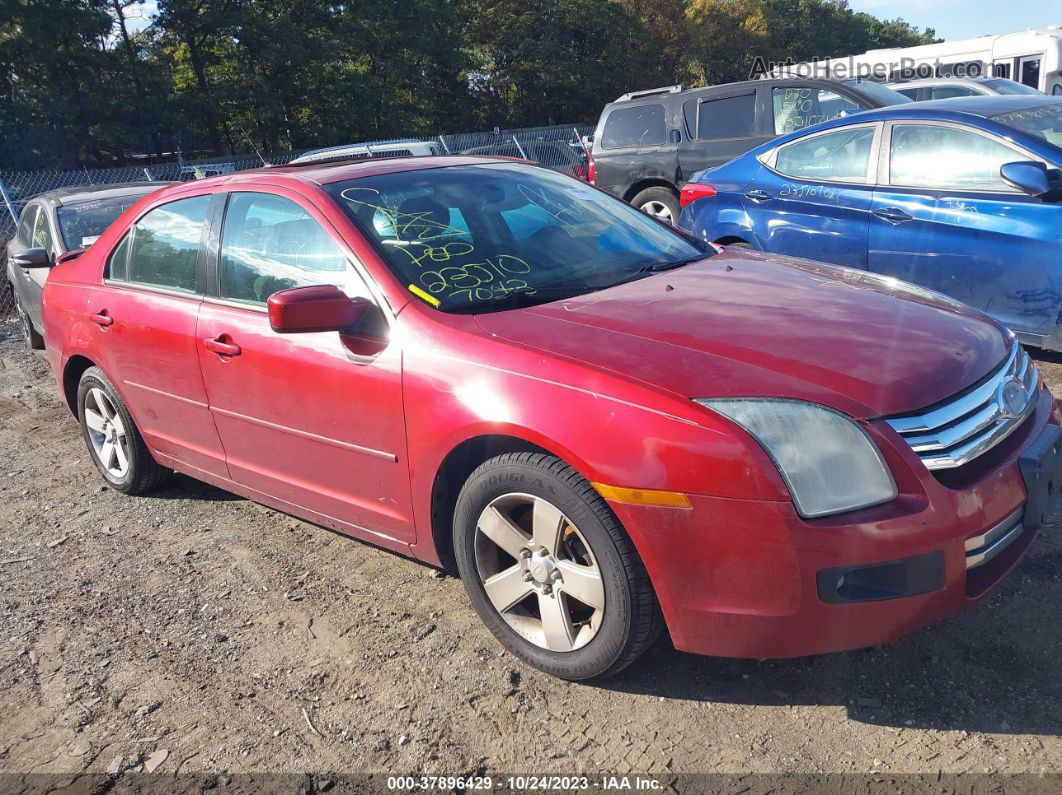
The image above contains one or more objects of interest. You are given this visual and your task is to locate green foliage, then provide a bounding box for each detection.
[0,0,937,169]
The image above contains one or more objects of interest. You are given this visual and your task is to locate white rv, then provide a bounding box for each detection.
[766,27,1062,96]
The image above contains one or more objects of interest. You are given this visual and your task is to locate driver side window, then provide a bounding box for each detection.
[219,192,369,306]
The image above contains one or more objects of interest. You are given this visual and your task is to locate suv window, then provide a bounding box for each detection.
[32,206,55,253]
[774,126,876,183]
[772,87,860,134]
[121,195,210,292]
[889,124,1018,190]
[694,94,756,139]
[600,104,666,149]
[220,192,364,305]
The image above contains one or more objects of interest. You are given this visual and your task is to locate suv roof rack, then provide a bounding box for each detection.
[614,84,686,102]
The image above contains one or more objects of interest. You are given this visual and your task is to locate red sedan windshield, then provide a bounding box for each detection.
[325,163,711,312]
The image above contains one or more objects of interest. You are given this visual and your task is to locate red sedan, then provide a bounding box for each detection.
[41,156,1061,680]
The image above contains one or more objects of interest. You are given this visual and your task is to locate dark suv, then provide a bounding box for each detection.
[589,78,910,222]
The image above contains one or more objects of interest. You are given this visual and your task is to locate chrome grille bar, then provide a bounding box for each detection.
[886,343,1037,470]
[965,508,1024,570]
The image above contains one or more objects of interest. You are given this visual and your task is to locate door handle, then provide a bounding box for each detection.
[203,336,241,357]
[745,189,771,202]
[873,207,913,223]
[90,310,113,327]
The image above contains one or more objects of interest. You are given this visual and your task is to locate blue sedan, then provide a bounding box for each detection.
[677,96,1062,350]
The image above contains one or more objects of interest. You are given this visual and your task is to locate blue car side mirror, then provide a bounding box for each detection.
[1000,161,1051,197]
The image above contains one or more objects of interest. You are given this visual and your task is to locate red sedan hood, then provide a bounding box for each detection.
[475,250,1010,419]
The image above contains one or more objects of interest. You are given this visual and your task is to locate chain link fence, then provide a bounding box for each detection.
[0,123,593,318]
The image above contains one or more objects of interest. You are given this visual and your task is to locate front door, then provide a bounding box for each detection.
[869,121,1062,338]
[744,123,880,268]
[89,193,229,478]
[195,188,414,545]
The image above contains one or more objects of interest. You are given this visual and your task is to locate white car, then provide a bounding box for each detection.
[888,77,1044,101]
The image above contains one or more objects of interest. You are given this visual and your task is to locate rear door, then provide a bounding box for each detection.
[194,187,414,546]
[677,89,767,181]
[868,120,1062,338]
[743,122,881,268]
[89,193,229,477]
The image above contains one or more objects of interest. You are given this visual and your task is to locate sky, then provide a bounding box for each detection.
[849,0,1059,42]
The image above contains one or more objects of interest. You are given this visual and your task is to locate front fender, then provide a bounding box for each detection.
[400,317,791,562]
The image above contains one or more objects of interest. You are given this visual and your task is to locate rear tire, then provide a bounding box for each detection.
[77,367,169,494]
[630,187,680,226]
[453,452,663,680]
[14,292,44,350]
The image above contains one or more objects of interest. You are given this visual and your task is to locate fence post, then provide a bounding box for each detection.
[0,177,17,226]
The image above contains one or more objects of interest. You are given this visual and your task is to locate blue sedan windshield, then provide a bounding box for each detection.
[992,103,1062,148]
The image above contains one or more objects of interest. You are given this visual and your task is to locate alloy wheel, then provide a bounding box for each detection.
[474,493,605,652]
[640,200,673,223]
[84,387,131,478]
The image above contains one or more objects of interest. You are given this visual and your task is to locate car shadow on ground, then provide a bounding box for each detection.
[597,547,1062,736]
[134,472,243,502]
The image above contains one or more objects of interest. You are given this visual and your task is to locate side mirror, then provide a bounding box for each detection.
[1000,161,1051,197]
[268,284,370,334]
[12,247,53,269]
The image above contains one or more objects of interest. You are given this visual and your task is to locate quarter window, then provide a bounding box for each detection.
[17,205,37,247]
[600,104,666,149]
[773,87,860,134]
[219,192,362,305]
[696,94,756,139]
[889,125,1019,191]
[773,126,876,183]
[32,207,55,253]
[121,195,209,292]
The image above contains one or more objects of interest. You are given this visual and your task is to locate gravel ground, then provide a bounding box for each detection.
[2,319,1062,789]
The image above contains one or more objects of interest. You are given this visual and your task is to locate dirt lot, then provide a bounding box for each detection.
[2,320,1062,789]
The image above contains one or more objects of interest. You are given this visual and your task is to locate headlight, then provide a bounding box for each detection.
[696,398,897,519]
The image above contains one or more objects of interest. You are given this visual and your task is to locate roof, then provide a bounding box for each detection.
[606,77,861,106]
[857,95,1061,119]
[29,181,170,208]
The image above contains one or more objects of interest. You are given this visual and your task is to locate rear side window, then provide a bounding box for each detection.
[120,195,210,292]
[600,104,666,149]
[889,124,1019,190]
[219,192,365,306]
[772,88,860,134]
[774,126,876,183]
[695,94,757,140]
[930,85,979,99]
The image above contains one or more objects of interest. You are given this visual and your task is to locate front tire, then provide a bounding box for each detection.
[77,367,169,494]
[454,452,662,680]
[630,187,680,225]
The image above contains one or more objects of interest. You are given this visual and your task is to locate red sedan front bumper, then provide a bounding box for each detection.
[607,388,1054,659]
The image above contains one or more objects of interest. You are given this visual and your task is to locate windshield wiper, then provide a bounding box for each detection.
[451,286,585,314]
[634,254,706,274]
